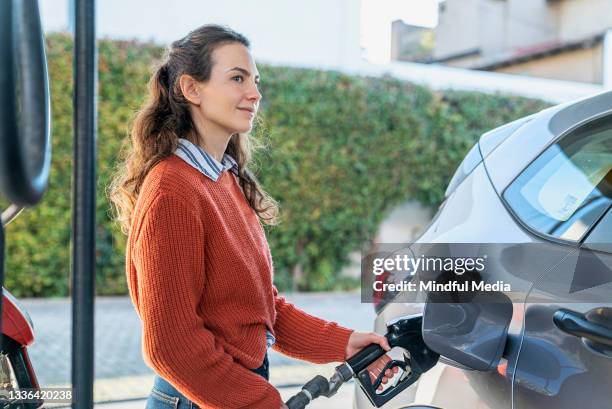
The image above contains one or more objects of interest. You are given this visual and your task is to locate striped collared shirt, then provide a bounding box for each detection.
[173,137,277,349]
[174,138,238,181]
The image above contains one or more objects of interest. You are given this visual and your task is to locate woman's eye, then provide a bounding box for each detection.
[232,75,244,83]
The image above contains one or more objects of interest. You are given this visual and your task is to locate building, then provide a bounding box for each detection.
[390,20,434,61]
[392,0,612,85]
[38,0,605,102]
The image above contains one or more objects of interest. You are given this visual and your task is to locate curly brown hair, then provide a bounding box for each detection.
[108,24,278,235]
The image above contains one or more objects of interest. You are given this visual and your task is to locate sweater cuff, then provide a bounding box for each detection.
[322,325,354,362]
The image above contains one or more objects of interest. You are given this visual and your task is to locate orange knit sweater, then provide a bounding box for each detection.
[125,155,354,408]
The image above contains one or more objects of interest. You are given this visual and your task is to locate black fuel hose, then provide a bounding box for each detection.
[285,375,330,409]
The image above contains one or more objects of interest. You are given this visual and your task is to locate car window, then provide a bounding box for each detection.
[584,207,612,253]
[504,113,612,242]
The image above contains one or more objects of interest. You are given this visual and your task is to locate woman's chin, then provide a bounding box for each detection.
[234,123,254,134]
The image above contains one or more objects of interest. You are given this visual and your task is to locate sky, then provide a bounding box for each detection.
[361,0,439,62]
[39,0,440,65]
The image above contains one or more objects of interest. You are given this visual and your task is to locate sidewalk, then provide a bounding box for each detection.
[22,292,375,406]
[92,383,356,409]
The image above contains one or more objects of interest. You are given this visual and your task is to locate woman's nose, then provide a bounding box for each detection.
[247,83,262,102]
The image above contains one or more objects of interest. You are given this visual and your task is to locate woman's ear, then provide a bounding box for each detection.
[179,74,201,105]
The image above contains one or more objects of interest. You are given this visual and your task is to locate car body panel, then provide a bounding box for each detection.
[513,217,612,408]
[356,90,612,409]
[355,166,573,408]
[513,269,612,407]
[478,115,534,159]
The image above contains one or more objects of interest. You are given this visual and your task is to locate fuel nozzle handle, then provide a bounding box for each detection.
[346,342,386,374]
[352,314,440,408]
[346,313,423,374]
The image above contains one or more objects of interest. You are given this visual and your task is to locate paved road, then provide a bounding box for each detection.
[93,383,356,409]
[21,292,376,403]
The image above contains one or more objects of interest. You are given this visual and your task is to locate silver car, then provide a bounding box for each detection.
[355,90,612,409]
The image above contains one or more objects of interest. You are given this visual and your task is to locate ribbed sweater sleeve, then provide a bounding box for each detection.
[132,193,282,409]
[271,286,354,364]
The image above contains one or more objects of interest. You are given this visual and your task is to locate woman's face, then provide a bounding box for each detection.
[193,43,261,136]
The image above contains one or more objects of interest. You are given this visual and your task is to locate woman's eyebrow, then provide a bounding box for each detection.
[226,66,260,80]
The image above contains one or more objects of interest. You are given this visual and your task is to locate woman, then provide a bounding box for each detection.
[109,24,397,409]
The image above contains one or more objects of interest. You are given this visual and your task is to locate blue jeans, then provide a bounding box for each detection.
[145,353,270,409]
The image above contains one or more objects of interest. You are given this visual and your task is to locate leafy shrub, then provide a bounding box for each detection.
[0,34,549,296]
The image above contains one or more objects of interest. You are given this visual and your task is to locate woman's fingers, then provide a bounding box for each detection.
[372,333,391,351]
[367,354,402,392]
[367,355,391,381]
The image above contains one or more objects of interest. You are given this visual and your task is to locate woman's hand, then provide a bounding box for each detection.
[345,331,390,359]
[345,332,399,392]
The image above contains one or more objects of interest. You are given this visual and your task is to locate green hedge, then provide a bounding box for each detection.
[0,34,549,296]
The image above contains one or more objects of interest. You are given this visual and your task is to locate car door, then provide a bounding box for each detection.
[509,112,612,409]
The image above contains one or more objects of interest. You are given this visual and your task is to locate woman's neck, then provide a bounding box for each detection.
[191,115,232,162]
[199,137,229,162]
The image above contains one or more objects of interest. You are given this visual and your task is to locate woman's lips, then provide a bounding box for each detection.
[238,107,255,117]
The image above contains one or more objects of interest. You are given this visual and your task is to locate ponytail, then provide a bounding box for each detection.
[108,25,278,235]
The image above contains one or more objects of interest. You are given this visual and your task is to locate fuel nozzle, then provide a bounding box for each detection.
[284,314,439,409]
[347,314,439,407]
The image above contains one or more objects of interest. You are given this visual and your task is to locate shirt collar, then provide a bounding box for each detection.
[174,138,239,182]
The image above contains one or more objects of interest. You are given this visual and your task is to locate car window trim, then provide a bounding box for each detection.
[500,108,612,246]
[580,204,612,254]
